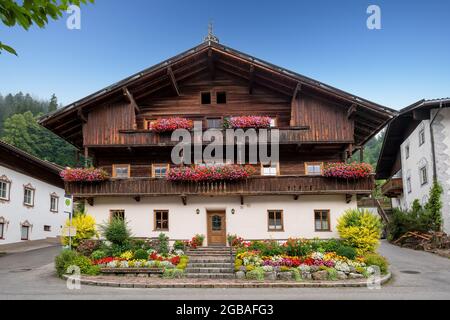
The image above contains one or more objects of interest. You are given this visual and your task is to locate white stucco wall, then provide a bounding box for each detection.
[86,194,357,244]
[431,108,450,234]
[400,120,434,210]
[0,165,66,245]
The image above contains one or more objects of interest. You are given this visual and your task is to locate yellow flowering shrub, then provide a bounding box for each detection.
[337,209,382,256]
[62,214,98,248]
[120,251,134,260]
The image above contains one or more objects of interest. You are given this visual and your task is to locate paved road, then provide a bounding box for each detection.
[0,241,449,300]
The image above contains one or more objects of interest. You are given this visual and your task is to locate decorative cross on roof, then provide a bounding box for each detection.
[204,21,219,43]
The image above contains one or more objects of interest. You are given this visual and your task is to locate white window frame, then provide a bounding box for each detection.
[419,166,428,186]
[0,176,11,201]
[419,128,425,146]
[405,144,410,159]
[261,163,279,176]
[21,225,30,240]
[50,194,59,212]
[406,177,412,194]
[0,222,4,239]
[305,162,323,176]
[23,186,35,207]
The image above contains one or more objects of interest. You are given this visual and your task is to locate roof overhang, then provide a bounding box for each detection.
[40,41,397,148]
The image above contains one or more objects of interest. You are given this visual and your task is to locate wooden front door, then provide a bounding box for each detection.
[207,211,227,246]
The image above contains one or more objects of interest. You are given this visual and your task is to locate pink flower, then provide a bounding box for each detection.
[323,162,373,179]
[167,165,256,182]
[60,168,109,182]
[228,116,272,129]
[149,118,194,133]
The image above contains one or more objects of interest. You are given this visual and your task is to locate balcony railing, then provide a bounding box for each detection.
[65,175,375,198]
[85,127,321,146]
[381,178,403,198]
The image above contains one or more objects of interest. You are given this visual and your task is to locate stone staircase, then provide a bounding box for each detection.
[186,247,235,279]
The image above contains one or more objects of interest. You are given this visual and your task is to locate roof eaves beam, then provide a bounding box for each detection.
[208,49,216,80]
[248,65,255,94]
[347,104,358,119]
[292,83,302,104]
[167,66,180,96]
[123,87,140,113]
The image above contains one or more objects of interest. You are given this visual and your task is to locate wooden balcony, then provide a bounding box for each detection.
[65,175,375,200]
[381,178,403,198]
[83,127,349,147]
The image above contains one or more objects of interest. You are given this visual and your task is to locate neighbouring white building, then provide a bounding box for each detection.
[39,39,395,245]
[0,140,66,246]
[377,98,450,233]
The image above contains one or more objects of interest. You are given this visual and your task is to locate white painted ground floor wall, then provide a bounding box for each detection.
[0,165,66,245]
[87,195,356,243]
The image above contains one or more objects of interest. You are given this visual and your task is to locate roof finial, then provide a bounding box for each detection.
[204,20,219,43]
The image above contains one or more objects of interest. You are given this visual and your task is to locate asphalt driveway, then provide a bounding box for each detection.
[0,241,449,300]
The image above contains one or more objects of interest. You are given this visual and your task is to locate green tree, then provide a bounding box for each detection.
[0,0,94,55]
[48,93,58,112]
[2,111,80,167]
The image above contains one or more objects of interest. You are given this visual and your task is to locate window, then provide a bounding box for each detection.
[110,210,125,221]
[21,225,29,240]
[50,194,59,212]
[315,210,331,232]
[407,177,412,193]
[152,164,169,178]
[201,92,211,105]
[419,166,428,186]
[0,222,4,239]
[405,144,410,159]
[268,210,284,231]
[261,163,279,176]
[23,186,35,207]
[216,92,227,104]
[44,225,51,232]
[0,178,10,201]
[154,210,169,231]
[419,128,425,146]
[145,119,156,130]
[305,162,323,175]
[112,164,130,179]
[206,118,223,129]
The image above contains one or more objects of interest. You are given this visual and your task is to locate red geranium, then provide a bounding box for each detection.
[323,162,373,179]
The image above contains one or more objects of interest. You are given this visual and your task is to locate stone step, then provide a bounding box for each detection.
[185,267,234,274]
[186,273,236,279]
[188,258,233,263]
[189,262,233,268]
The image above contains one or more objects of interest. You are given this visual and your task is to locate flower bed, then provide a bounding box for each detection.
[225,116,272,129]
[60,167,109,182]
[148,118,194,133]
[233,238,388,282]
[167,165,256,182]
[323,162,373,179]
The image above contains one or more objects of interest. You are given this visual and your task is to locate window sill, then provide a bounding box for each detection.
[154,229,169,232]
[315,230,332,232]
[23,204,34,208]
[268,229,284,232]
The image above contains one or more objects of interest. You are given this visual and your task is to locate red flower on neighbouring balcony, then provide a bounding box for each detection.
[226,116,272,129]
[60,168,109,182]
[167,165,257,182]
[148,118,194,133]
[322,162,373,179]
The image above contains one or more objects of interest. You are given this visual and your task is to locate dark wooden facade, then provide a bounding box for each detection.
[40,40,395,198]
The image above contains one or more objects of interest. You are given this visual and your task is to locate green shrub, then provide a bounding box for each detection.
[246,267,264,281]
[133,249,148,260]
[284,239,313,257]
[363,253,389,274]
[84,265,101,276]
[319,239,342,253]
[337,209,382,255]
[158,233,170,255]
[292,268,302,282]
[173,240,186,251]
[235,258,243,272]
[71,255,94,274]
[336,245,357,260]
[176,257,189,270]
[99,217,132,245]
[109,242,132,257]
[91,250,107,260]
[327,268,338,281]
[163,268,185,279]
[61,214,98,249]
[55,249,78,278]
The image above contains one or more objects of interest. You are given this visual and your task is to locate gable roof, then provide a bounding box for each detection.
[40,40,396,148]
[0,139,64,188]
[376,98,450,179]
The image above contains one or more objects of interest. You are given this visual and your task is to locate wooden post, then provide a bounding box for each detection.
[84,147,89,168]
[359,146,364,163]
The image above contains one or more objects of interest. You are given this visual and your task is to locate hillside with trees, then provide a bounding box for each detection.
[0,92,82,167]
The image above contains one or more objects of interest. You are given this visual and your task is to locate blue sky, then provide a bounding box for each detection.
[0,0,449,110]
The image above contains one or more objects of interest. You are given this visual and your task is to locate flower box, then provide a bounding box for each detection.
[148,118,194,133]
[322,162,373,179]
[167,165,256,182]
[225,116,272,129]
[60,168,109,182]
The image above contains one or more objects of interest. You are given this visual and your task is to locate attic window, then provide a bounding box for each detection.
[216,92,227,104]
[201,92,211,105]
